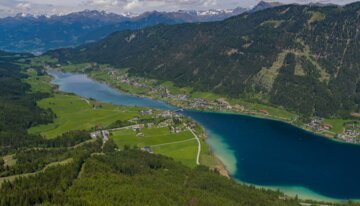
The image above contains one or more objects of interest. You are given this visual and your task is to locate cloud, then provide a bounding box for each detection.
[16,3,31,9]
[0,0,358,17]
[85,0,119,6]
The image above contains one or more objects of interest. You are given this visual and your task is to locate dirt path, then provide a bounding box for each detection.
[186,126,201,165]
[150,138,195,147]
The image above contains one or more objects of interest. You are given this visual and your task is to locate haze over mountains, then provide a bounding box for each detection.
[0,1,280,54]
[50,2,360,118]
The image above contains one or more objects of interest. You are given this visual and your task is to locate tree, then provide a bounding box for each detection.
[103,139,118,153]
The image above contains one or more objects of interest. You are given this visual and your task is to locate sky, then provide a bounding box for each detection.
[0,0,358,17]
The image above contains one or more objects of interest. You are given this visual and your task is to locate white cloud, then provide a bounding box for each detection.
[124,0,142,10]
[16,3,31,9]
[85,0,119,6]
[0,0,358,17]
[202,0,217,7]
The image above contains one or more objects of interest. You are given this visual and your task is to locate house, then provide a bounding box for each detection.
[161,111,172,118]
[321,124,333,130]
[90,131,101,139]
[259,109,269,115]
[102,130,110,141]
[175,127,182,133]
[142,146,153,153]
[141,109,153,116]
[132,124,145,131]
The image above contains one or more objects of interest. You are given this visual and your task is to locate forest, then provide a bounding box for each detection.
[49,2,360,118]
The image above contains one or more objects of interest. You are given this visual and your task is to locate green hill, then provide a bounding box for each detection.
[49,2,360,118]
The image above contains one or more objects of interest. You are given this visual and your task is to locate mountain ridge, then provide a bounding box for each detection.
[49,2,360,118]
[0,8,248,54]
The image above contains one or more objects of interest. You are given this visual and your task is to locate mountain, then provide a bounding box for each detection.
[0,10,130,54]
[78,11,185,44]
[0,8,247,54]
[157,8,248,22]
[250,1,284,13]
[49,2,360,118]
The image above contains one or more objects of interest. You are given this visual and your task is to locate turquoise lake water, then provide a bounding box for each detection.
[49,71,360,201]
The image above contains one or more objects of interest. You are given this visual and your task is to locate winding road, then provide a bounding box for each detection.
[186,126,201,165]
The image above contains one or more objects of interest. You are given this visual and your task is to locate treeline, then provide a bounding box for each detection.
[51,149,300,206]
[0,53,56,155]
[0,132,92,176]
[0,139,103,206]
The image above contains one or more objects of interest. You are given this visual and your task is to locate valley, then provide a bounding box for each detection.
[0,1,359,205]
[52,61,359,143]
[25,68,218,170]
[0,51,306,206]
[46,64,360,202]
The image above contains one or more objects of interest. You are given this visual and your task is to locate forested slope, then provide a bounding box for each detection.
[0,52,302,205]
[50,2,360,117]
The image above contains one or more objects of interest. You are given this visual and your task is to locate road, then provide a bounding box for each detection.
[186,126,201,165]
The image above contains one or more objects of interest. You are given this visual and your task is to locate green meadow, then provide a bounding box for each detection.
[24,69,53,93]
[28,94,140,138]
[111,127,199,167]
[25,69,216,169]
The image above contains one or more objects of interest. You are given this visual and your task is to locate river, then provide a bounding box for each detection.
[49,70,360,201]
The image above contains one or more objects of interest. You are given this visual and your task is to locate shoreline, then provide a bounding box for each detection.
[48,69,232,175]
[49,69,360,203]
[75,69,358,146]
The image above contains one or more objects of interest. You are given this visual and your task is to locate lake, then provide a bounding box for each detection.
[49,70,360,201]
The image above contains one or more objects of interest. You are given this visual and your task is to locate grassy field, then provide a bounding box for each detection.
[28,94,140,138]
[111,127,199,167]
[152,139,198,168]
[232,99,298,121]
[24,69,53,93]
[160,81,193,95]
[323,118,359,134]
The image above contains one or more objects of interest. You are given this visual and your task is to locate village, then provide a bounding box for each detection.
[89,107,196,153]
[104,67,261,113]
[306,119,360,143]
[62,64,359,143]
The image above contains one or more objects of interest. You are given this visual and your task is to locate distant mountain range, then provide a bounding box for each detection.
[49,2,360,118]
[0,1,281,54]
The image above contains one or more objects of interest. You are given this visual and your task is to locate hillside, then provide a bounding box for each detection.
[0,51,303,206]
[49,3,360,118]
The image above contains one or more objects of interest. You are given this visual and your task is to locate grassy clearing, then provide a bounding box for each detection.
[24,69,53,93]
[30,56,58,67]
[260,20,285,28]
[2,155,16,167]
[308,11,326,24]
[160,81,193,95]
[190,91,222,100]
[111,127,193,147]
[28,94,140,138]
[254,51,287,91]
[323,118,357,134]
[111,127,198,167]
[61,63,94,73]
[230,98,297,121]
[152,140,198,168]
